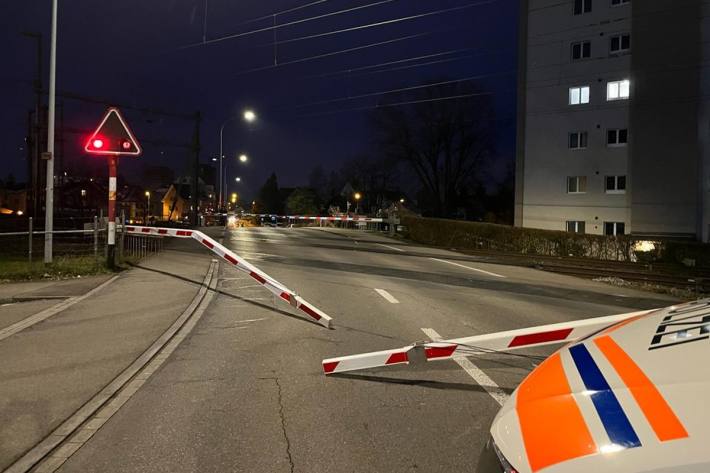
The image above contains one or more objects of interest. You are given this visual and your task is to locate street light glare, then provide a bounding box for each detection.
[239,154,248,163]
[243,109,256,122]
[354,192,362,200]
[235,177,241,182]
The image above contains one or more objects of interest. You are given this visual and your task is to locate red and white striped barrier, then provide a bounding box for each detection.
[322,309,655,374]
[125,225,333,328]
[245,214,384,223]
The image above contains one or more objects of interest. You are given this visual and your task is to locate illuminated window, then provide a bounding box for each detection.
[571,41,591,61]
[607,80,630,100]
[569,132,588,149]
[567,176,587,194]
[80,189,87,197]
[574,0,592,14]
[610,34,631,54]
[607,129,628,146]
[569,86,590,105]
[604,222,625,236]
[566,221,586,233]
[605,175,627,193]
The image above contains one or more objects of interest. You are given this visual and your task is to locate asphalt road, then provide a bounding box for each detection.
[50,226,674,473]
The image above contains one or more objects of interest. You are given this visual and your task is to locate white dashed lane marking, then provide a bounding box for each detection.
[421,327,509,406]
[377,243,405,252]
[374,288,400,304]
[430,258,506,278]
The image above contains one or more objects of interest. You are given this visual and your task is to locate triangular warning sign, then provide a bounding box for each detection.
[85,107,142,156]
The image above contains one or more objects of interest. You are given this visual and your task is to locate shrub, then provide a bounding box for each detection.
[401,216,661,263]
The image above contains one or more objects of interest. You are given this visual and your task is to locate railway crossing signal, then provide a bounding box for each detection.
[85,107,142,268]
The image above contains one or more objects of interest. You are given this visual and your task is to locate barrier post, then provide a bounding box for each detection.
[28,217,33,265]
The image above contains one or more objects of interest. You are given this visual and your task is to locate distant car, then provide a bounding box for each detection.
[477,300,708,473]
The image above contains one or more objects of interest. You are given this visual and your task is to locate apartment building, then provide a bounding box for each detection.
[514,0,710,240]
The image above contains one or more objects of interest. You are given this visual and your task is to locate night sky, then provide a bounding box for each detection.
[1,0,519,200]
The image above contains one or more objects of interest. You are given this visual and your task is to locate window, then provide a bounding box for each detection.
[610,34,631,54]
[569,86,591,105]
[574,0,592,14]
[607,80,630,100]
[567,221,586,234]
[569,132,588,149]
[604,222,626,236]
[567,176,587,193]
[611,0,630,6]
[571,41,592,60]
[605,175,627,193]
[607,129,628,146]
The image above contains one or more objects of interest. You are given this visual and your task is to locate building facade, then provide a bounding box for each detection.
[515,0,710,240]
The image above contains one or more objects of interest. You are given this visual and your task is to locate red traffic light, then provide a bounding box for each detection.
[92,138,104,149]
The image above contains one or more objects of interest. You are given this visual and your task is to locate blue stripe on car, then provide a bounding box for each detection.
[569,344,642,449]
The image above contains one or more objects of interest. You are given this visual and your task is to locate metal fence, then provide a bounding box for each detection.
[0,215,164,274]
[123,233,164,259]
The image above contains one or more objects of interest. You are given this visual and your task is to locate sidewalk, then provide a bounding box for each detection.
[0,239,215,471]
[0,275,115,304]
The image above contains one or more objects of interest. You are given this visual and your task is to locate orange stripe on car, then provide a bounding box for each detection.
[601,314,647,335]
[517,353,597,472]
[594,335,688,442]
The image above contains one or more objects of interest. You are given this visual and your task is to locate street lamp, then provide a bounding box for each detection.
[399,198,405,203]
[145,191,151,222]
[243,109,256,122]
[354,192,362,214]
[235,177,241,182]
[239,153,248,163]
[219,109,256,210]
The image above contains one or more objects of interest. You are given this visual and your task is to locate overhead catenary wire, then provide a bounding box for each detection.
[347,48,515,78]
[301,47,472,78]
[234,29,447,76]
[263,0,502,47]
[295,92,498,119]
[292,70,515,109]
[181,0,399,49]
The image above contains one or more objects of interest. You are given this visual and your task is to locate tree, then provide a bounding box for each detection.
[257,173,282,214]
[285,188,319,215]
[372,81,493,218]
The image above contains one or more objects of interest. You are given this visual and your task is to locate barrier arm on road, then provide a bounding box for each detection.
[322,308,656,374]
[125,225,333,329]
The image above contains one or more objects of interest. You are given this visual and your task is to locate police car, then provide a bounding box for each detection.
[323,300,710,473]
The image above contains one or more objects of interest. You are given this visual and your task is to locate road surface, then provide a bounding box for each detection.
[1,226,675,473]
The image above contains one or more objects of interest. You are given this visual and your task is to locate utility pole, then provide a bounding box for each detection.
[44,0,58,264]
[21,31,42,219]
[192,112,201,226]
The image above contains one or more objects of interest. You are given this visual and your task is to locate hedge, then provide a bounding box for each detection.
[401,215,710,266]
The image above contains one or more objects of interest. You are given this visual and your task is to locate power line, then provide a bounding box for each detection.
[182,0,399,49]
[300,47,474,79]
[295,92,502,119]
[293,71,515,109]
[349,48,515,78]
[240,0,335,25]
[267,0,501,47]
[234,29,443,76]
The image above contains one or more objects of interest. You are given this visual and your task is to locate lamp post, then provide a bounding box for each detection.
[354,192,362,215]
[218,109,256,210]
[44,0,58,263]
[145,190,151,223]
